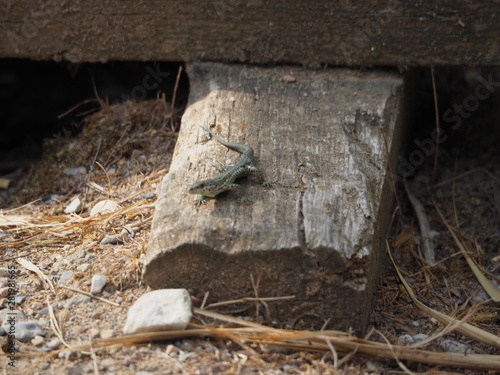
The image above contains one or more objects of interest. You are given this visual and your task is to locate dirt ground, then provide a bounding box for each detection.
[0,90,499,374]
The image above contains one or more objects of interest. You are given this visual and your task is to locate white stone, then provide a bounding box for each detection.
[100,329,114,339]
[31,335,45,346]
[90,200,120,216]
[64,197,82,214]
[123,289,192,334]
[46,338,62,349]
[77,263,91,272]
[90,275,107,295]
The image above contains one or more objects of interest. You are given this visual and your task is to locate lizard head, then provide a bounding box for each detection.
[188,179,222,197]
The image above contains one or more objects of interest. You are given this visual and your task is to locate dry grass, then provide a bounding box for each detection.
[1,98,499,374]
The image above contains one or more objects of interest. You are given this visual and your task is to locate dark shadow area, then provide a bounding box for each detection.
[407,67,500,163]
[0,59,189,175]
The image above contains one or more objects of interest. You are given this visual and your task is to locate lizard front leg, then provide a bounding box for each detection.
[247,165,272,187]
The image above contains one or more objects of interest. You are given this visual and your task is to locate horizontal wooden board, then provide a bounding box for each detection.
[0,1,498,66]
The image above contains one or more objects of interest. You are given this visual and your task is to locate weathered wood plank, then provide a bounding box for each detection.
[143,63,404,331]
[0,1,498,66]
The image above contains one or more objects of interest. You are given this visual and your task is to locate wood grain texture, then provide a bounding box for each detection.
[0,0,498,66]
[144,63,404,331]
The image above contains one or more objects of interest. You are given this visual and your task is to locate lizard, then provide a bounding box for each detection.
[188,125,270,204]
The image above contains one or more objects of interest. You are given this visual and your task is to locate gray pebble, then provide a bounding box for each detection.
[413,333,428,342]
[178,351,196,362]
[63,294,91,309]
[46,338,62,350]
[58,270,75,285]
[1,321,45,342]
[123,289,192,334]
[85,253,96,261]
[38,302,59,316]
[141,192,156,199]
[14,296,25,304]
[77,263,91,272]
[91,275,107,295]
[440,339,472,354]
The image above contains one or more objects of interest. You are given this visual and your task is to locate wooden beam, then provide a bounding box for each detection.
[143,63,405,332]
[0,1,498,66]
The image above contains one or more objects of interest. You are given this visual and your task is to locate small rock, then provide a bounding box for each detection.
[46,338,62,349]
[123,289,192,334]
[100,329,114,339]
[64,197,82,214]
[37,318,49,328]
[398,334,414,345]
[38,302,59,316]
[470,287,490,304]
[100,226,136,245]
[440,339,472,354]
[0,326,5,336]
[141,192,156,199]
[43,194,61,204]
[90,275,107,295]
[178,351,196,362]
[14,296,25,305]
[63,167,87,176]
[63,294,91,309]
[58,270,75,285]
[90,200,119,216]
[77,263,91,272]
[85,253,95,261]
[31,335,45,346]
[100,235,120,245]
[412,333,428,342]
[1,321,45,342]
[365,361,379,371]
